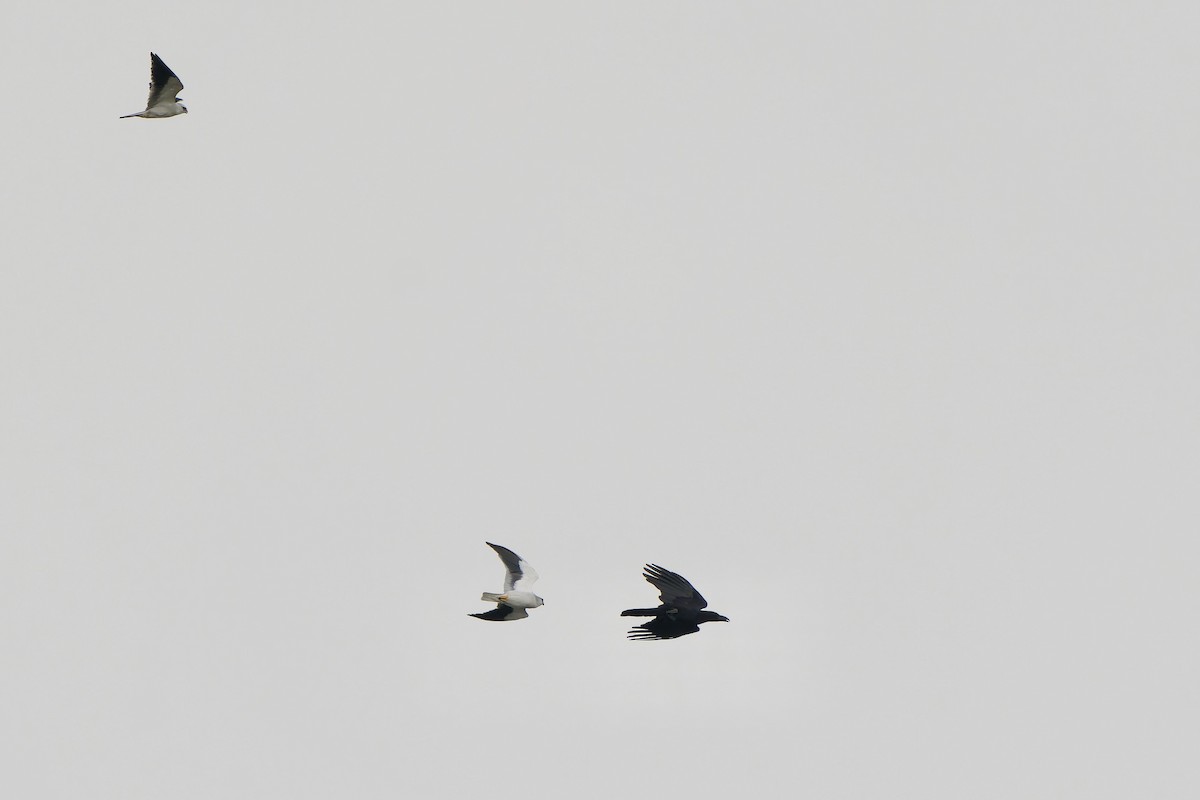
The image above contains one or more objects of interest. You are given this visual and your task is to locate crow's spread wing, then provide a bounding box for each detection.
[627,615,701,641]
[642,564,707,611]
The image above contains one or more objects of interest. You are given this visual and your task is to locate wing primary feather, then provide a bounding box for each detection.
[469,603,528,622]
[643,564,707,609]
[485,542,538,591]
[146,52,183,109]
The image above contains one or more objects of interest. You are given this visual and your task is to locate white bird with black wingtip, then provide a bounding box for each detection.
[470,542,544,621]
[121,52,188,119]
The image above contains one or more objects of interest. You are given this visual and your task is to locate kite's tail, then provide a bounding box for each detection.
[620,608,660,617]
[481,592,505,603]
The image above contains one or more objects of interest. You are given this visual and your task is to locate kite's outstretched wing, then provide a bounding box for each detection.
[147,53,184,108]
[487,542,539,592]
[470,603,529,622]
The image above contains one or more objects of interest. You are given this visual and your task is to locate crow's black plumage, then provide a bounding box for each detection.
[621,564,729,640]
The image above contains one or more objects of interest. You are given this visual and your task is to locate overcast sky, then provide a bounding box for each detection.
[2,2,1198,798]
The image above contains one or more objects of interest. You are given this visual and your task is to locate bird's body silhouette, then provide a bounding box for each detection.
[121,53,188,119]
[470,542,544,621]
[621,564,728,640]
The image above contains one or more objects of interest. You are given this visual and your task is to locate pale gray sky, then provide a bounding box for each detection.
[2,2,1198,798]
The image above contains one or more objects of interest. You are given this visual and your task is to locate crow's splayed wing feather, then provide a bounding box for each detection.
[642,563,708,611]
[626,616,701,641]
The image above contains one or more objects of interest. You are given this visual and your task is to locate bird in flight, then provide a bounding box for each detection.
[121,53,188,119]
[621,564,729,640]
[470,542,544,621]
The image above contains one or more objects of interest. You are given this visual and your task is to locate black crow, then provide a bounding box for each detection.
[621,564,729,640]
